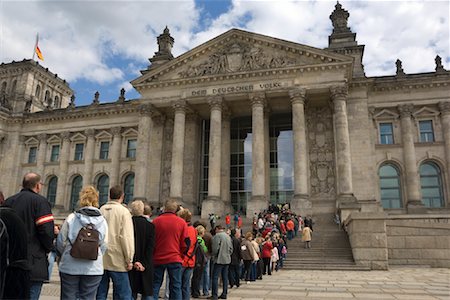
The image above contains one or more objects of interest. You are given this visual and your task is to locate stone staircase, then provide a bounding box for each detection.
[283,213,370,271]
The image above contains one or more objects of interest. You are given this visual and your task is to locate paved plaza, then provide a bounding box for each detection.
[41,266,450,299]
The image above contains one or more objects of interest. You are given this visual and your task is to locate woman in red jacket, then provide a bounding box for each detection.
[261,236,273,276]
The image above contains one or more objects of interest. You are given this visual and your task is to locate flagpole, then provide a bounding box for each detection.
[32,33,38,60]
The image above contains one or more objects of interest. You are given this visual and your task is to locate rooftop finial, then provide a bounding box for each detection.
[435,55,446,73]
[330,1,351,34]
[149,26,175,68]
[396,59,405,77]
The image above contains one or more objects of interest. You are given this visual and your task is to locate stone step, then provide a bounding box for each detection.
[283,264,370,271]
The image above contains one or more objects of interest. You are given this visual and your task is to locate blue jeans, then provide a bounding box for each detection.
[287,230,294,240]
[48,250,57,280]
[212,263,229,299]
[153,263,182,300]
[96,270,132,300]
[60,272,102,300]
[181,267,193,300]
[29,281,43,300]
[200,257,211,295]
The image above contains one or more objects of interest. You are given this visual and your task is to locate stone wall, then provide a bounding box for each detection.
[386,215,450,268]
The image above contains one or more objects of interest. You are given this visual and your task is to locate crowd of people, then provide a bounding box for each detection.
[0,172,313,300]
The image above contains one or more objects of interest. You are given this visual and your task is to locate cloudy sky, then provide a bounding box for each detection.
[1,0,448,106]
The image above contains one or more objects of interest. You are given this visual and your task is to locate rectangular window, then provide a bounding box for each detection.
[99,141,110,159]
[126,139,137,158]
[28,147,37,163]
[50,145,60,162]
[419,120,434,142]
[379,123,394,144]
[74,143,84,161]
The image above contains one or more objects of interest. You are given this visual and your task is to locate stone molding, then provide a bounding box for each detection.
[172,100,188,114]
[60,131,71,140]
[38,133,47,142]
[397,104,414,118]
[249,92,266,107]
[330,85,348,101]
[208,96,224,111]
[289,88,307,105]
[111,127,122,136]
[84,128,95,137]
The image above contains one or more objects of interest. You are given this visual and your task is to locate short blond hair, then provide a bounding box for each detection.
[177,208,192,222]
[196,225,206,236]
[130,200,144,216]
[164,198,179,213]
[79,186,99,208]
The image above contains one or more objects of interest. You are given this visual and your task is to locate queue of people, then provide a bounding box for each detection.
[0,172,310,300]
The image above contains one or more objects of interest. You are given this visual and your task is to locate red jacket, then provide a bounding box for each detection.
[181,225,197,268]
[286,220,295,231]
[225,215,231,225]
[152,212,188,265]
[261,241,273,258]
[280,223,287,234]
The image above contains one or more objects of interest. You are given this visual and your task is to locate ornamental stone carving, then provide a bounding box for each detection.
[289,88,307,104]
[439,101,450,114]
[330,85,348,101]
[208,96,224,111]
[306,106,336,197]
[111,127,122,136]
[178,42,297,78]
[249,92,266,107]
[84,128,95,137]
[397,104,414,118]
[60,131,71,140]
[172,100,187,113]
[38,133,47,142]
[138,104,157,117]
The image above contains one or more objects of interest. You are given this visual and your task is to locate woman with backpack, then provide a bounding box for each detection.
[56,186,108,300]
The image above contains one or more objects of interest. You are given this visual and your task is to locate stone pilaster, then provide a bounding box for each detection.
[110,127,122,187]
[13,135,26,192]
[202,96,225,218]
[330,85,357,207]
[83,128,95,185]
[248,92,267,217]
[221,108,231,213]
[36,133,47,177]
[398,104,424,213]
[134,105,154,199]
[170,100,187,200]
[147,115,165,206]
[439,101,450,207]
[56,131,70,209]
[289,88,311,215]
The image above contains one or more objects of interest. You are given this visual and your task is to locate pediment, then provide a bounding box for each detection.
[24,137,39,145]
[373,108,399,120]
[413,106,439,118]
[47,135,61,144]
[122,128,138,137]
[132,29,353,87]
[70,132,86,142]
[95,130,112,140]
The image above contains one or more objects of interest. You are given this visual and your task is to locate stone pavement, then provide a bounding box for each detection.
[41,266,450,299]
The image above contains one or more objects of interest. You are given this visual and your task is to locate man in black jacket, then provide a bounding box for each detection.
[229,229,242,289]
[4,172,54,300]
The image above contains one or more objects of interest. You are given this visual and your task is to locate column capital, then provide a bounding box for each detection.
[60,131,71,141]
[172,100,188,113]
[289,88,307,104]
[111,126,122,136]
[84,128,95,137]
[138,104,158,117]
[439,101,450,114]
[208,96,224,111]
[38,133,47,142]
[330,85,348,101]
[249,92,266,107]
[152,115,166,127]
[397,104,414,118]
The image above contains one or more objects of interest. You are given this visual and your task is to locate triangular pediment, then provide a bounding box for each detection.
[132,28,353,87]
[122,128,138,137]
[47,135,61,144]
[24,137,39,145]
[373,108,399,120]
[95,130,112,140]
[70,133,86,142]
[413,106,439,117]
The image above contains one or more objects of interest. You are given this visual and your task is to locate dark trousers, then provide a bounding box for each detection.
[212,263,229,299]
[191,265,204,297]
[256,260,263,279]
[262,258,272,275]
[241,260,252,281]
[228,264,240,287]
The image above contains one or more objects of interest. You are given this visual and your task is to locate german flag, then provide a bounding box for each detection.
[35,45,44,61]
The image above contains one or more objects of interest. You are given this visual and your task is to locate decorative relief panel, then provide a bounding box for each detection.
[178,42,304,78]
[306,106,336,197]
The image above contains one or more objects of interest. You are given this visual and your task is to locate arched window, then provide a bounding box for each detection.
[54,96,60,108]
[70,175,83,210]
[11,80,17,93]
[97,174,110,206]
[420,162,444,207]
[35,85,41,98]
[47,176,58,207]
[44,90,51,106]
[124,173,135,204]
[379,164,402,209]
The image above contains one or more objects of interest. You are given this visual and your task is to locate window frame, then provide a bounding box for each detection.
[418,120,435,143]
[379,163,403,209]
[99,141,110,160]
[126,139,137,158]
[420,162,444,208]
[28,146,38,163]
[379,122,394,145]
[74,143,84,161]
[50,144,60,162]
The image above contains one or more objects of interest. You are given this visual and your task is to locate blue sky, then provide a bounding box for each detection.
[1,0,448,106]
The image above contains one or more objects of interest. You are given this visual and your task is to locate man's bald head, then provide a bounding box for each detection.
[23,173,41,190]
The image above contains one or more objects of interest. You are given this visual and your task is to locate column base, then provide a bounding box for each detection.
[407,200,426,214]
[201,196,224,219]
[290,194,312,216]
[246,195,267,218]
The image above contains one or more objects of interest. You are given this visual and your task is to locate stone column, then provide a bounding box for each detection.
[134,105,154,199]
[110,127,122,187]
[83,129,96,185]
[148,115,165,206]
[13,135,25,192]
[289,88,311,215]
[248,92,267,217]
[330,85,357,205]
[202,97,224,218]
[439,101,450,207]
[36,133,47,177]
[170,100,187,200]
[398,104,424,212]
[221,109,231,212]
[55,132,70,209]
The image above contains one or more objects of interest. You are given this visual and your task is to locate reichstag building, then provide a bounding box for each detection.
[0,3,449,268]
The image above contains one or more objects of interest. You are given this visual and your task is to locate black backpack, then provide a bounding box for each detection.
[70,223,100,260]
[188,240,207,268]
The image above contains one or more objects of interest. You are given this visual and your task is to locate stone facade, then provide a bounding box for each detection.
[0,3,449,267]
